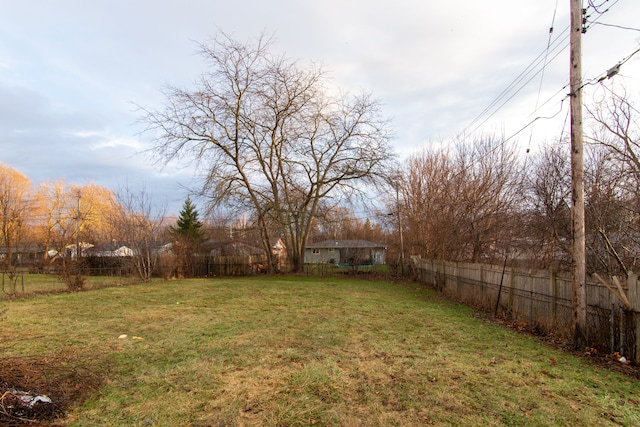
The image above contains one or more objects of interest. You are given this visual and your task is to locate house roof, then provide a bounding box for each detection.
[306,240,387,249]
[87,242,130,252]
[86,243,133,257]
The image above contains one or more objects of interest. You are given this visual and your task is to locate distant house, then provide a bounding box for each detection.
[0,243,45,265]
[53,242,95,260]
[86,242,135,257]
[304,240,387,265]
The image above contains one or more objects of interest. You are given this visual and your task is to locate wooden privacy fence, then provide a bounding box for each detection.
[205,256,257,277]
[411,257,640,364]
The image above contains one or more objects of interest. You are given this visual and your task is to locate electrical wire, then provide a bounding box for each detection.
[578,45,640,88]
[526,0,560,156]
[463,43,568,138]
[503,97,568,147]
[527,83,570,118]
[402,0,632,198]
[557,104,571,146]
[590,22,640,32]
[457,0,621,142]
[510,43,640,153]
[458,25,570,139]
[583,0,622,31]
[617,46,640,68]
[450,39,637,181]
[587,0,611,15]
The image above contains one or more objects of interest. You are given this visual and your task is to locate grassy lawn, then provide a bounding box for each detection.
[1,272,129,295]
[1,276,639,426]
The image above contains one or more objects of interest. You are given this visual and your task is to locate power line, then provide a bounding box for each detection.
[527,0,559,155]
[457,0,623,142]
[583,0,623,30]
[464,43,569,139]
[587,0,613,15]
[446,44,637,179]
[458,25,570,139]
[590,22,640,32]
[507,43,640,152]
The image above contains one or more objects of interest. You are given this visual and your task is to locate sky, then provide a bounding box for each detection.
[1,0,639,215]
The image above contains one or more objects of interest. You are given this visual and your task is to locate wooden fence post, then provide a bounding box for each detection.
[551,269,558,323]
[627,272,639,363]
[480,264,484,304]
[508,267,514,315]
[454,262,459,294]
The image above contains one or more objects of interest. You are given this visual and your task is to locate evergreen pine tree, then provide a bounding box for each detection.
[172,197,204,241]
[171,197,205,278]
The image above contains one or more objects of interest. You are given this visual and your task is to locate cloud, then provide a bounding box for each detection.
[68,130,144,151]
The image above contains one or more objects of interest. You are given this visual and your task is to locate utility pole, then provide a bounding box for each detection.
[396,183,405,277]
[570,0,587,349]
[390,175,405,277]
[75,190,81,260]
[387,173,405,276]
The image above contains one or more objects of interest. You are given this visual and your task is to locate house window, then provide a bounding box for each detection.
[312,249,320,254]
[328,248,334,253]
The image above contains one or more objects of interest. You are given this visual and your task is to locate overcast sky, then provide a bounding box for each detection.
[1,0,639,215]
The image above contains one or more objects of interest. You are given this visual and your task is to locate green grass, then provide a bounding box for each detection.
[2,276,639,426]
[0,272,133,295]
[303,262,392,276]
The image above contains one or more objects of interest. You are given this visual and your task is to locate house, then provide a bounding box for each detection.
[304,240,387,265]
[0,243,45,265]
[86,242,135,257]
[53,242,94,260]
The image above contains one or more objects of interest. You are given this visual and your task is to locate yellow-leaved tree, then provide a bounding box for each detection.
[33,180,76,264]
[32,181,120,289]
[0,163,34,293]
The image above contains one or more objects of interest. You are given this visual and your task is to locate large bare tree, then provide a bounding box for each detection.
[143,34,394,272]
[401,136,522,263]
[585,85,640,274]
[524,144,573,269]
[402,148,458,259]
[111,185,167,281]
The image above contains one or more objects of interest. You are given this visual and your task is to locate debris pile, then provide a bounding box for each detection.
[0,385,63,425]
[0,355,105,425]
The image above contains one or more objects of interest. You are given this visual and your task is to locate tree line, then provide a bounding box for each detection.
[140,32,640,279]
[0,169,172,290]
[0,158,390,291]
[3,32,638,291]
[396,85,640,278]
